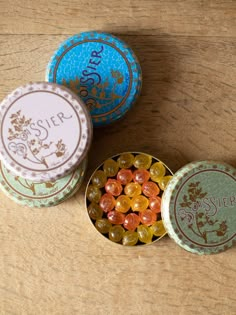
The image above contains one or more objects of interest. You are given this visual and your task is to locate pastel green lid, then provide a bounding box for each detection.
[0,158,87,207]
[161,161,236,254]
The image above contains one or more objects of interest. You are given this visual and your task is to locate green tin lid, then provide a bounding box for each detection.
[0,158,87,207]
[162,161,236,255]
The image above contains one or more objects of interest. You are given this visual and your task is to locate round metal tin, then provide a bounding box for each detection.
[46,32,142,127]
[0,82,92,182]
[85,152,173,246]
[161,161,236,254]
[0,158,87,207]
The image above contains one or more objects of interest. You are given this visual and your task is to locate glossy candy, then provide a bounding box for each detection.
[88,202,103,220]
[150,162,166,182]
[137,225,153,244]
[139,209,157,226]
[149,196,162,213]
[124,182,142,197]
[92,170,107,188]
[150,220,166,237]
[122,231,139,246]
[115,195,131,213]
[123,213,140,231]
[103,159,119,177]
[86,185,102,203]
[133,154,152,169]
[99,193,115,212]
[109,225,125,243]
[131,195,149,212]
[107,211,125,224]
[158,176,173,191]
[117,153,134,169]
[142,181,160,197]
[105,179,123,196]
[117,169,133,185]
[95,218,112,234]
[133,169,150,184]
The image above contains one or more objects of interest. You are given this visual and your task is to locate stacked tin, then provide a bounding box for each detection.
[0,31,235,254]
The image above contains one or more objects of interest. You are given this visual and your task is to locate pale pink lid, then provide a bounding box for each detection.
[0,82,92,182]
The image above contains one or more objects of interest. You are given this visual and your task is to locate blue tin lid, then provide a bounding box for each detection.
[46,32,142,127]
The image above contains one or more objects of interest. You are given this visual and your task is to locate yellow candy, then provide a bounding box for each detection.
[122,231,138,246]
[92,170,107,188]
[150,220,166,237]
[131,195,149,212]
[133,154,152,169]
[137,225,153,244]
[86,185,102,203]
[95,218,112,234]
[158,176,173,190]
[88,203,103,220]
[117,153,134,168]
[109,225,125,242]
[103,159,119,177]
[150,162,166,182]
[115,195,131,213]
[124,182,141,197]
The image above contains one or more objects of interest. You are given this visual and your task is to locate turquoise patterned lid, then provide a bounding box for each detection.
[161,161,236,254]
[46,32,142,127]
[0,159,87,207]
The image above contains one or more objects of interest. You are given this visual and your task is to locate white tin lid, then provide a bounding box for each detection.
[0,82,92,182]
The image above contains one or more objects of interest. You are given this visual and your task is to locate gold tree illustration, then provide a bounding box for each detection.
[8,111,67,169]
[62,70,124,112]
[179,182,228,243]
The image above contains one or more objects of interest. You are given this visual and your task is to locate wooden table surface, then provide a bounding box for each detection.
[0,1,235,314]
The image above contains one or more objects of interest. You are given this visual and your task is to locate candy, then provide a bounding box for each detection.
[99,193,115,212]
[124,182,141,197]
[115,195,131,213]
[105,179,123,196]
[137,225,153,244]
[150,220,166,237]
[117,153,134,169]
[133,169,150,184]
[92,170,107,188]
[123,213,140,231]
[131,195,149,212]
[139,209,157,225]
[158,176,173,190]
[149,196,162,213]
[133,154,152,169]
[88,202,103,220]
[86,185,102,203]
[95,218,112,234]
[142,181,160,197]
[117,169,133,185]
[122,231,139,246]
[103,159,119,177]
[109,225,125,243]
[107,210,125,224]
[150,162,166,182]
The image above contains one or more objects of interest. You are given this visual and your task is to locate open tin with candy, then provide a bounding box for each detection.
[85,152,173,246]
[85,152,236,254]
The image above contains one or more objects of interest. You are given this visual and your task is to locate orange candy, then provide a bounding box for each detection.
[107,211,125,225]
[117,169,133,185]
[99,193,116,213]
[105,179,122,196]
[133,169,150,184]
[123,213,141,231]
[139,209,157,226]
[149,196,162,213]
[142,181,160,197]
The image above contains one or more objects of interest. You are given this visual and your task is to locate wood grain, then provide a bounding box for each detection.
[0,0,235,36]
[0,1,235,315]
